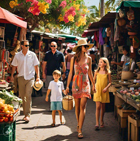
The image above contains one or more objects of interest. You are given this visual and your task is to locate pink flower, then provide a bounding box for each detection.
[59,1,67,8]
[31,0,38,6]
[64,15,69,23]
[26,0,32,2]
[65,7,76,16]
[46,0,52,4]
[28,5,40,15]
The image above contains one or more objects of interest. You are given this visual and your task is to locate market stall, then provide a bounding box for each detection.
[0,7,26,141]
[110,1,140,140]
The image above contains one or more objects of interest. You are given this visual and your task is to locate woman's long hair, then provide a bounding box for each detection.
[96,57,111,74]
[74,46,82,62]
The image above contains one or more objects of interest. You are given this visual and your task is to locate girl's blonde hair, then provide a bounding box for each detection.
[95,57,111,74]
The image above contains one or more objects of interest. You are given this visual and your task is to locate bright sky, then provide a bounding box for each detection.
[84,0,108,7]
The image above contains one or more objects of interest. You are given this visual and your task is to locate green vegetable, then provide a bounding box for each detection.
[0,89,22,105]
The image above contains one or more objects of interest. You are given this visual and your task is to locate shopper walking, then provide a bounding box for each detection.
[42,41,66,109]
[66,39,94,139]
[93,57,111,130]
[42,41,66,84]
[45,70,66,126]
[11,40,40,122]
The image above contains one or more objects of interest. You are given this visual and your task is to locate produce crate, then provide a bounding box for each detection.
[0,109,20,123]
[128,115,140,141]
[0,121,16,141]
[117,108,136,141]
[12,101,20,109]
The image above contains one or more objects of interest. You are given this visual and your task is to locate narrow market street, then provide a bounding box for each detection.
[16,89,122,141]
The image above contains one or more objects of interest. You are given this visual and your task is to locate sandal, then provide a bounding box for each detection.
[78,129,83,139]
[51,123,55,127]
[23,116,30,123]
[95,125,100,131]
[100,121,104,128]
[61,122,65,125]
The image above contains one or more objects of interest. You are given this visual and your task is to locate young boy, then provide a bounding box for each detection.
[45,70,66,127]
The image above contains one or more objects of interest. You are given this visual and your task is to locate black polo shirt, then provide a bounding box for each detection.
[44,50,65,75]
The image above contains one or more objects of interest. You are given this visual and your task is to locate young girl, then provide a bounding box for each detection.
[66,39,94,139]
[93,57,111,130]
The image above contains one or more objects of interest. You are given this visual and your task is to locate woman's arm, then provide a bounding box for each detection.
[66,57,74,89]
[88,57,94,86]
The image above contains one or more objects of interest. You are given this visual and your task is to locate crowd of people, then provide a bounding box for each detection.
[10,39,112,139]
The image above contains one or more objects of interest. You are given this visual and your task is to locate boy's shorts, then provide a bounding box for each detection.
[51,101,62,111]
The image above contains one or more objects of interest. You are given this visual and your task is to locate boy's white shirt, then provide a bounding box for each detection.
[48,80,64,102]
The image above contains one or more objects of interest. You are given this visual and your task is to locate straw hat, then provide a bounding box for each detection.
[33,80,43,91]
[73,39,94,52]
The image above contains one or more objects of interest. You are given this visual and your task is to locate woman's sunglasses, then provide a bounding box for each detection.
[84,45,89,49]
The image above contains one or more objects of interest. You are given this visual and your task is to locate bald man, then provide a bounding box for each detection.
[42,42,66,104]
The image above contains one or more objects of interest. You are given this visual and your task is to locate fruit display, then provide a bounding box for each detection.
[0,98,20,123]
[118,88,140,102]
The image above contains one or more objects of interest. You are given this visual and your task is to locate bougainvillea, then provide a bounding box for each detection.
[59,0,67,8]
[7,0,89,32]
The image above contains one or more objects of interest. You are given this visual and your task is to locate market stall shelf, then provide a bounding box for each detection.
[116,92,127,102]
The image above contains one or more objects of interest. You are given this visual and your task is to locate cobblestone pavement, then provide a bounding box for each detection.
[16,90,122,141]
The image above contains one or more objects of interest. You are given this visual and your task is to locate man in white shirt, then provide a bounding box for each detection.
[11,40,40,122]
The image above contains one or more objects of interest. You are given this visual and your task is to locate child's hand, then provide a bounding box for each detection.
[45,96,48,102]
[92,86,96,93]
[103,87,108,93]
[66,87,69,94]
[63,90,67,95]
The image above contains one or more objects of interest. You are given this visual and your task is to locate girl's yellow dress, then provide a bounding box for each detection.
[93,73,110,103]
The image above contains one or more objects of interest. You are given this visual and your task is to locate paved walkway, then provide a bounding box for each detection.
[16,91,122,141]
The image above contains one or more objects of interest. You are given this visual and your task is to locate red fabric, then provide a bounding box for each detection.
[0,7,27,29]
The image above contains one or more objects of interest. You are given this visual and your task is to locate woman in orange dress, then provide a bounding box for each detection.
[66,39,94,139]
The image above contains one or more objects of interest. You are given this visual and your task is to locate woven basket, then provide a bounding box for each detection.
[121,71,134,80]
[62,95,75,111]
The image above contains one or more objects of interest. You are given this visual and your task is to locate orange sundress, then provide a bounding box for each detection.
[72,60,91,99]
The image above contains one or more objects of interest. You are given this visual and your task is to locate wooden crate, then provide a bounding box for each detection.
[115,94,124,106]
[128,115,140,141]
[118,108,136,118]
[117,108,136,128]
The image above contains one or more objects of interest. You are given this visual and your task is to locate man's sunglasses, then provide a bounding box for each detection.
[84,45,89,48]
[51,45,56,47]
[24,45,29,47]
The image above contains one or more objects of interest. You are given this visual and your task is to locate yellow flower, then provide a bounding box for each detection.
[83,8,87,13]
[68,14,74,22]
[77,16,86,27]
[58,14,64,22]
[38,2,49,14]
[73,4,80,10]
[45,4,49,9]
[9,1,18,8]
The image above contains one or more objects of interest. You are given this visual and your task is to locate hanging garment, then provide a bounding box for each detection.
[99,28,104,45]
